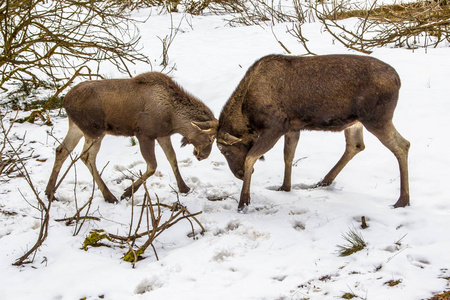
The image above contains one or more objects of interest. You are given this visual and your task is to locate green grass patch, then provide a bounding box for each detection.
[337,229,367,257]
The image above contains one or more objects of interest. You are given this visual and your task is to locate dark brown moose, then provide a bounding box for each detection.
[217,54,410,211]
[46,72,218,203]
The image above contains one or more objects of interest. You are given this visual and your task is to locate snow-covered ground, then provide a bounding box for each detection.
[1,5,450,300]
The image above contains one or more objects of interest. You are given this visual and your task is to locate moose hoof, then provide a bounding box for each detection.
[121,188,133,200]
[237,204,249,214]
[393,196,410,208]
[238,193,250,211]
[105,194,119,204]
[178,185,191,194]
[277,185,291,192]
[315,180,332,188]
[45,191,59,202]
[122,183,142,200]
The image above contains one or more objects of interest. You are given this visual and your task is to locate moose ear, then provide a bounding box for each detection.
[181,137,189,147]
[220,133,242,145]
[191,119,219,134]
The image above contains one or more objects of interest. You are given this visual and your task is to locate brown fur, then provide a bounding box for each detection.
[46,72,218,203]
[217,54,410,210]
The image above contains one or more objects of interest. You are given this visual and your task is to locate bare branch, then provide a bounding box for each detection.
[1,0,150,110]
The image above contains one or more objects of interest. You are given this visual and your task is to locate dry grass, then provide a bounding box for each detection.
[428,291,450,300]
[384,279,402,287]
[308,0,450,53]
[328,1,450,22]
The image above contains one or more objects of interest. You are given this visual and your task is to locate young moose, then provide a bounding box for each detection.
[217,54,410,211]
[46,72,218,203]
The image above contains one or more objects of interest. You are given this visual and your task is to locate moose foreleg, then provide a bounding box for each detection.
[239,130,283,211]
[122,136,157,199]
[157,136,190,193]
[81,135,118,203]
[318,122,365,187]
[45,119,83,200]
[279,131,300,192]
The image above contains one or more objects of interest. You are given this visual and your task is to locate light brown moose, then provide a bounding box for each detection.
[217,54,410,211]
[46,72,218,203]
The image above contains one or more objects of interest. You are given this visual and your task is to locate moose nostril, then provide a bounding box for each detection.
[194,150,205,161]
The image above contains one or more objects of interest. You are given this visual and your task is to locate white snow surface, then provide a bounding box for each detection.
[1,7,450,300]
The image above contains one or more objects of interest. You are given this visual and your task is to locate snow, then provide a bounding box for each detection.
[1,5,450,300]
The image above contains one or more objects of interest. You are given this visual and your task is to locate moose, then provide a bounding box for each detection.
[46,72,218,203]
[217,54,410,211]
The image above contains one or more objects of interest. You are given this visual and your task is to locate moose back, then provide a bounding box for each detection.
[217,54,410,211]
[46,72,218,203]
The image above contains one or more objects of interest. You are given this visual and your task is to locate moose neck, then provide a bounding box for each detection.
[171,94,214,138]
[219,61,256,137]
[219,93,250,138]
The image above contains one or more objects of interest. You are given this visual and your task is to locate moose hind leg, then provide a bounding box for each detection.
[122,136,157,199]
[318,122,365,187]
[365,121,410,208]
[157,136,190,193]
[81,135,118,203]
[45,119,83,200]
[279,131,300,191]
